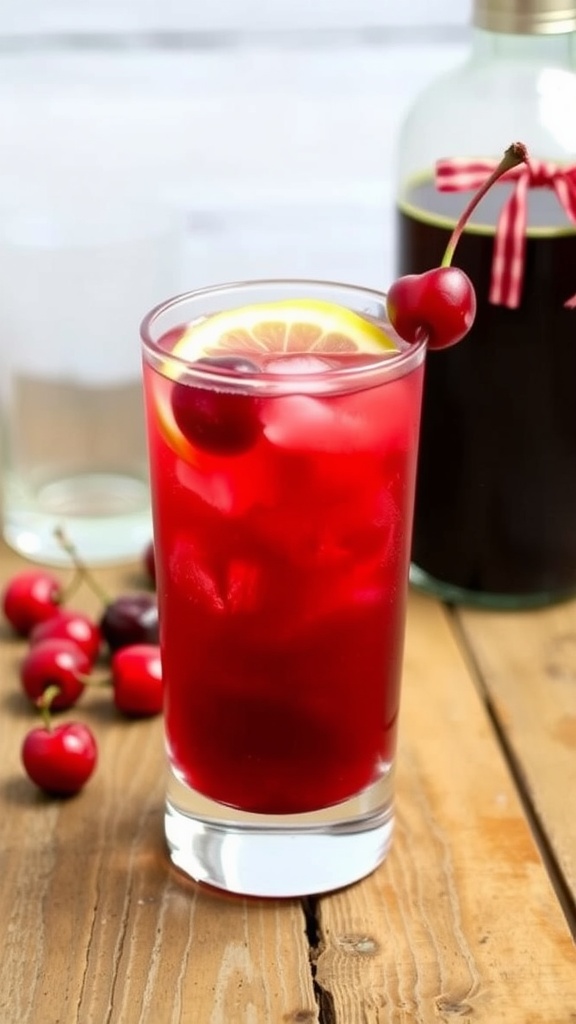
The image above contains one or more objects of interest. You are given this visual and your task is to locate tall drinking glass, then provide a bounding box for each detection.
[140,280,426,897]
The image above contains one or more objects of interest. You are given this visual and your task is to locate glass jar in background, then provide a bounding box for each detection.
[0,32,392,566]
[395,0,576,607]
[0,46,186,566]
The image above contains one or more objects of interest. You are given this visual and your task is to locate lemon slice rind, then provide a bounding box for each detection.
[154,299,398,457]
[163,299,397,379]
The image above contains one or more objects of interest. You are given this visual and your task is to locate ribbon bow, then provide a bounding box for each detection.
[435,156,576,309]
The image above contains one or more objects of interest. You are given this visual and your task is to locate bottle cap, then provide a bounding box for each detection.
[474,0,576,33]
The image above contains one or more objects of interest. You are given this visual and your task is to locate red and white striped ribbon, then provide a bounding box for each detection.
[435,156,576,309]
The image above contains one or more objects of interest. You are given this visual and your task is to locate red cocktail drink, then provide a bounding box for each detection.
[140,281,426,896]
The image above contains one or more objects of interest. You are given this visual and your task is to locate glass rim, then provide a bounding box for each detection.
[140,278,427,393]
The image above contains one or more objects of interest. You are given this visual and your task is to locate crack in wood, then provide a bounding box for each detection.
[300,896,336,1024]
[313,984,337,1024]
[450,609,576,941]
[301,896,320,951]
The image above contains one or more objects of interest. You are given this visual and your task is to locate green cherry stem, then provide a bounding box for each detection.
[36,685,61,730]
[441,142,529,269]
[53,525,110,606]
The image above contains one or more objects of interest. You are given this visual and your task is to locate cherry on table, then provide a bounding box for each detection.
[171,355,261,456]
[20,637,91,711]
[2,569,62,636]
[21,720,97,796]
[111,643,163,717]
[100,592,159,654]
[51,525,159,655]
[29,610,102,666]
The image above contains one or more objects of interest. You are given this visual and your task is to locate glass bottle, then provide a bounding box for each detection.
[395,0,576,607]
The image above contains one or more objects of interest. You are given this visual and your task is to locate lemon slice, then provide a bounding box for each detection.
[168,299,398,371]
[153,299,398,460]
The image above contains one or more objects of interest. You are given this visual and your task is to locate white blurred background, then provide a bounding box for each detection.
[0,0,471,294]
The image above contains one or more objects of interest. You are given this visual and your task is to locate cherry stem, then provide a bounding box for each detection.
[77,671,110,689]
[54,526,110,606]
[36,685,60,730]
[59,570,84,606]
[441,142,529,268]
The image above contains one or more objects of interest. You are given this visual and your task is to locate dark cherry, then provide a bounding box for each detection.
[386,266,476,350]
[171,355,261,456]
[100,592,159,654]
[387,142,528,351]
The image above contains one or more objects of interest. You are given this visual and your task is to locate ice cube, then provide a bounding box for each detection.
[168,536,226,615]
[345,374,422,454]
[262,374,421,457]
[168,526,275,621]
[262,395,360,453]
[175,438,282,515]
[225,557,266,615]
[264,354,335,375]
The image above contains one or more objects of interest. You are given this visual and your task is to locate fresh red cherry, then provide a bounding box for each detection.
[111,643,163,717]
[100,592,159,654]
[386,266,476,350]
[171,355,261,456]
[20,637,91,710]
[29,610,101,666]
[21,720,97,796]
[2,569,62,636]
[387,142,528,350]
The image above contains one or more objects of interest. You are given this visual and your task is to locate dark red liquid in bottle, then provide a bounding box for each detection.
[397,179,576,603]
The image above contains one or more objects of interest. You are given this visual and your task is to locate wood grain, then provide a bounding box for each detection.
[456,599,576,909]
[314,593,576,1023]
[0,549,317,1024]
[1,544,575,1024]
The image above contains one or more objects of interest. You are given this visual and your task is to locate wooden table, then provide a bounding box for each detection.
[1,541,575,1023]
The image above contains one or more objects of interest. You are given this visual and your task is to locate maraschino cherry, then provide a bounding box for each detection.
[387,142,528,350]
[171,355,262,456]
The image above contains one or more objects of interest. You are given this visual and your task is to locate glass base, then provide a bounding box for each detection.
[3,471,152,566]
[410,562,576,610]
[165,768,395,898]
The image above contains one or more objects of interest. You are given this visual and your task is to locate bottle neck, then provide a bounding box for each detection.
[471,25,576,65]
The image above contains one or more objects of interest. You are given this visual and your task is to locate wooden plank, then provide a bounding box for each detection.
[0,548,317,1024]
[456,598,576,910]
[314,592,576,1023]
